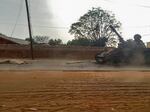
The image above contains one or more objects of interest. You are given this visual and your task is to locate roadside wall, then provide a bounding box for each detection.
[0,45,113,60]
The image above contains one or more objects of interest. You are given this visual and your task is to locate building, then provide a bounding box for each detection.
[0,34,29,45]
[147,42,150,48]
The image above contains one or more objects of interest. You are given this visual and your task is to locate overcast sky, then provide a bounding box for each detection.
[1,0,150,43]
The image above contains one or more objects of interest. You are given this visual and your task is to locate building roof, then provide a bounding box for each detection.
[0,34,29,45]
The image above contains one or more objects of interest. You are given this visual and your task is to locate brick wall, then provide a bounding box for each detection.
[0,38,17,44]
[0,45,113,59]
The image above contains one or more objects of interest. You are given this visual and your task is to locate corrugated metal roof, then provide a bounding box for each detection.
[0,34,29,45]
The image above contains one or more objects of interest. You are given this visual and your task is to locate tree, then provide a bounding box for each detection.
[34,36,49,44]
[106,37,118,47]
[48,39,63,45]
[25,38,36,44]
[67,38,91,46]
[69,7,121,47]
[0,33,7,36]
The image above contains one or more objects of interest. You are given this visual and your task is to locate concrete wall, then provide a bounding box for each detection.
[0,45,113,59]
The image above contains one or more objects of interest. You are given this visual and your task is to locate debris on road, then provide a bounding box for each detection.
[0,105,6,107]
[27,108,38,111]
[0,59,27,65]
[66,61,85,64]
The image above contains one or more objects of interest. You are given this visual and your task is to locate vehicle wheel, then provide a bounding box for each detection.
[95,53,105,64]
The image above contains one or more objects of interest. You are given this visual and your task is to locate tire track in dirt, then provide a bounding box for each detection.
[0,71,150,112]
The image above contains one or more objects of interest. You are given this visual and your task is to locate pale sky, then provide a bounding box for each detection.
[0,0,150,43]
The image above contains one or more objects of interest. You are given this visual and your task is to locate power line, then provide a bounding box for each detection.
[10,0,24,37]
[34,25,69,29]
[3,20,150,30]
[4,22,150,29]
[102,0,115,3]
[124,25,150,29]
[0,22,70,29]
[142,34,150,37]
[102,0,150,9]
[137,4,150,8]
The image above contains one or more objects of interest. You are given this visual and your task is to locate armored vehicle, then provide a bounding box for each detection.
[95,25,150,65]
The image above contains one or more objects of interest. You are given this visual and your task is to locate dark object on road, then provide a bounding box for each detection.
[95,25,150,65]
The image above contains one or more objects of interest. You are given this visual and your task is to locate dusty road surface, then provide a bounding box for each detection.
[1,59,150,71]
[0,71,150,112]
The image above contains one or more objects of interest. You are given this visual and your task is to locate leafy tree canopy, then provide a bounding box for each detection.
[48,39,63,46]
[25,38,36,44]
[69,7,121,47]
[67,38,91,46]
[33,36,49,44]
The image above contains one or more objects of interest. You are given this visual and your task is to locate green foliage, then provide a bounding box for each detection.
[69,7,121,47]
[91,37,108,47]
[48,39,62,45]
[25,38,36,44]
[33,36,49,44]
[67,38,91,46]
[0,33,7,36]
[106,37,118,47]
[67,37,109,47]
[26,36,63,45]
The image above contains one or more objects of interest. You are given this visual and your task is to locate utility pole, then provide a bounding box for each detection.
[25,0,34,59]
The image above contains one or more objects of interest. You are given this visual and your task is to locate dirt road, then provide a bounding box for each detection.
[0,59,150,71]
[0,71,150,112]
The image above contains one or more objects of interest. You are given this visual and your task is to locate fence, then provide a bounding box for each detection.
[0,45,113,59]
